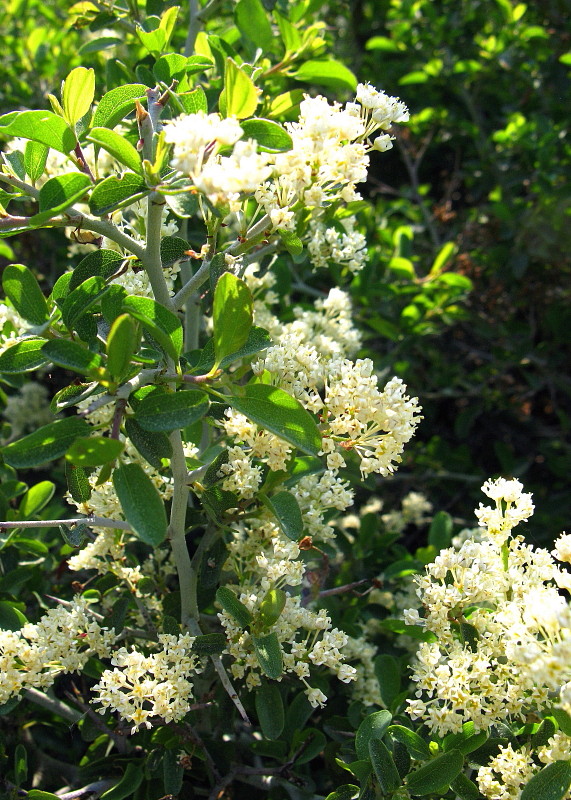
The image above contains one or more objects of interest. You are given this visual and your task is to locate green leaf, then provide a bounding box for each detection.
[2,264,49,325]
[124,418,172,469]
[375,655,402,709]
[19,481,55,517]
[89,173,148,216]
[24,141,49,184]
[216,586,253,628]
[428,510,453,550]
[369,739,401,794]
[324,787,359,800]
[291,728,327,765]
[160,236,190,267]
[191,633,227,655]
[405,750,464,796]
[30,173,92,225]
[62,67,95,126]
[240,119,292,152]
[87,128,143,175]
[106,313,140,381]
[292,59,357,91]
[62,276,111,329]
[252,632,283,679]
[387,726,431,761]
[235,0,274,52]
[0,601,28,630]
[278,228,303,256]
[521,762,571,800]
[255,681,284,739]
[100,762,144,800]
[136,6,179,56]
[192,325,272,374]
[429,241,457,276]
[2,417,90,468]
[355,710,392,760]
[66,436,124,467]
[42,339,101,374]
[220,57,259,119]
[228,383,322,456]
[0,110,76,154]
[153,53,189,84]
[450,773,481,800]
[70,249,124,292]
[258,588,287,628]
[212,272,253,369]
[66,462,92,503]
[113,462,167,546]
[178,87,208,114]
[122,295,183,360]
[92,84,148,129]
[135,389,209,432]
[0,338,49,374]
[14,743,28,787]
[260,491,303,541]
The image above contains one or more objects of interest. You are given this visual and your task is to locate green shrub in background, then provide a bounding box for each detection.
[1,1,571,799]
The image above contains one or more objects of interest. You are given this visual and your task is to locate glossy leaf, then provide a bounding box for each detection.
[252,632,283,679]
[0,338,49,374]
[30,173,92,225]
[228,384,322,456]
[19,481,55,517]
[153,53,188,83]
[70,250,124,292]
[89,173,148,216]
[113,462,168,546]
[258,588,287,628]
[122,295,183,360]
[66,436,124,467]
[2,417,90,468]
[2,264,49,325]
[62,276,110,329]
[92,84,148,129]
[240,119,292,152]
[42,339,101,374]
[87,127,143,175]
[62,67,95,125]
[66,462,92,504]
[216,586,253,628]
[369,739,402,794]
[406,750,464,796]
[355,710,392,760]
[375,655,402,709]
[255,681,284,739]
[324,787,359,800]
[124,419,172,470]
[212,272,253,369]
[0,110,76,154]
[260,491,303,541]
[100,762,144,800]
[192,325,271,374]
[387,725,431,760]
[235,0,274,52]
[24,140,49,184]
[521,762,571,800]
[292,59,357,91]
[191,633,227,655]
[220,57,259,119]
[0,601,27,631]
[450,773,481,800]
[135,389,209,432]
[106,313,140,381]
[178,87,208,114]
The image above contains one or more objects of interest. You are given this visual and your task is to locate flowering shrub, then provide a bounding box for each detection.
[0,2,570,799]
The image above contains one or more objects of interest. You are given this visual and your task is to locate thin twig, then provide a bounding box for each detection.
[24,688,82,724]
[56,780,115,800]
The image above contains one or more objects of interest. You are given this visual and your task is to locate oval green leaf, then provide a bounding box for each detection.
[69,249,124,292]
[62,67,95,126]
[135,389,209,432]
[228,383,322,456]
[252,632,283,679]
[216,586,253,628]
[369,738,402,794]
[112,462,167,546]
[0,110,76,154]
[2,417,90,468]
[19,481,55,517]
[2,264,49,325]
[406,750,464,796]
[62,276,111,329]
[260,491,303,541]
[122,295,183,360]
[255,681,285,739]
[66,436,124,467]
[106,313,140,381]
[213,272,253,369]
[89,173,148,216]
[124,418,172,470]
[355,710,392,761]
[521,762,571,800]
[0,338,49,374]
[42,339,101,374]
[387,725,431,761]
[30,173,92,225]
[87,127,143,175]
[24,140,49,184]
[92,84,148,129]
[258,588,287,629]
[292,59,358,91]
[240,119,292,152]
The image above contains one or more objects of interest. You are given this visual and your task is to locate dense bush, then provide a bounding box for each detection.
[1,2,570,799]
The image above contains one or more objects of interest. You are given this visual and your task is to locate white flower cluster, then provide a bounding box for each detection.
[163,112,272,209]
[91,633,201,732]
[219,590,356,705]
[405,478,571,736]
[381,491,433,535]
[0,599,115,704]
[306,216,367,274]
